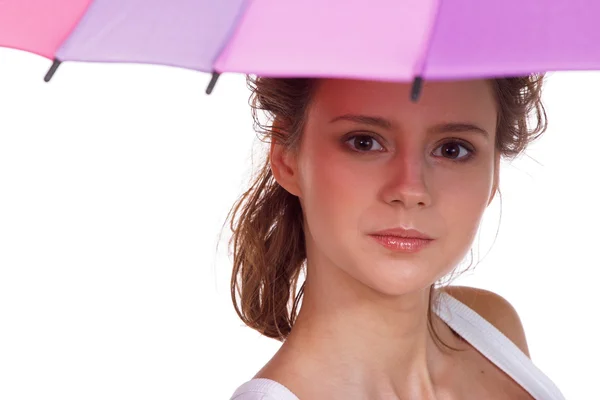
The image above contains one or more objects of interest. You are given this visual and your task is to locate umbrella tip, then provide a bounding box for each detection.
[206,72,221,95]
[44,59,62,82]
[410,76,423,103]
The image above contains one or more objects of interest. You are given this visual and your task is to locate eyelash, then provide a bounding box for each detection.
[344,133,476,162]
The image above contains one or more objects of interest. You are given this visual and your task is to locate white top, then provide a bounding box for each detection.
[230,292,565,400]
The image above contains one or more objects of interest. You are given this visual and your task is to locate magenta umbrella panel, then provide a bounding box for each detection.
[1,0,600,100]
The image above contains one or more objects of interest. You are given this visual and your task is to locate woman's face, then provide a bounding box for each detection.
[274,78,499,295]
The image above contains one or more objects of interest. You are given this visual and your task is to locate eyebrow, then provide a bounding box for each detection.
[329,114,490,139]
[330,114,393,130]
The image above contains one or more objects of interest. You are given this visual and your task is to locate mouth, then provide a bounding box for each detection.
[368,227,434,253]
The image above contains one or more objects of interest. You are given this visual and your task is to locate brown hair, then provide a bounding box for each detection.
[224,75,547,351]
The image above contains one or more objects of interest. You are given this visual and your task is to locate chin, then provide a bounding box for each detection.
[352,257,439,297]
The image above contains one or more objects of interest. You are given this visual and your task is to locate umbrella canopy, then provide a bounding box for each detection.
[1,0,600,98]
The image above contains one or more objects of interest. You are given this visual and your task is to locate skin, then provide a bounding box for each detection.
[262,78,501,399]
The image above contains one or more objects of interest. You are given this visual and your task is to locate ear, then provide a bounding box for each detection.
[488,151,501,206]
[269,121,302,198]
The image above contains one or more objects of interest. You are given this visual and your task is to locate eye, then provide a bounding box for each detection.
[432,141,474,161]
[345,134,385,153]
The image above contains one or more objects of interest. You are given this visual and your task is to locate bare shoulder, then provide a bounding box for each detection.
[440,285,531,358]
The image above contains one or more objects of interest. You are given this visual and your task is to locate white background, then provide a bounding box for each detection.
[0,47,597,399]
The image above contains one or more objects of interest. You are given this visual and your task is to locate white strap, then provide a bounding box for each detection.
[434,292,566,400]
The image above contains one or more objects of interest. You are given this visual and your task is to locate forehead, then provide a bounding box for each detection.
[308,78,497,129]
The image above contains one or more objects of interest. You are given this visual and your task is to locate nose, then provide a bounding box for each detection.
[381,152,432,209]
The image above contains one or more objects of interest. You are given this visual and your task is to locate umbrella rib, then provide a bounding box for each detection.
[410,0,444,102]
[205,0,255,95]
[44,58,62,82]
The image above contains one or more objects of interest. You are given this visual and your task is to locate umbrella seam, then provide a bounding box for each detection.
[413,0,444,79]
[54,0,99,59]
[210,0,255,73]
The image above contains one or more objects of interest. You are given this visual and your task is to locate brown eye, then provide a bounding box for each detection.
[442,143,461,158]
[345,134,384,152]
[433,141,473,161]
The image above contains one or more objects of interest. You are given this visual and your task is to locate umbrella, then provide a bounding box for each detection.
[1,0,600,101]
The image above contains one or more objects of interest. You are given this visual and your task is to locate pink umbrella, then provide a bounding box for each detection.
[1,0,599,100]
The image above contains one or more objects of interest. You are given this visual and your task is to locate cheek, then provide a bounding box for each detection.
[298,148,374,240]
[435,167,493,240]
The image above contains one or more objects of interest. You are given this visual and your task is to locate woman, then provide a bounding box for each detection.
[226,76,565,399]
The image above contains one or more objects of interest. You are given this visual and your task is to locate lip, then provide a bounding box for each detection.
[369,235,433,253]
[369,227,433,240]
[368,227,434,253]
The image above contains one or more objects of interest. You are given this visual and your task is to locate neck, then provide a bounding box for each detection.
[258,262,463,399]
